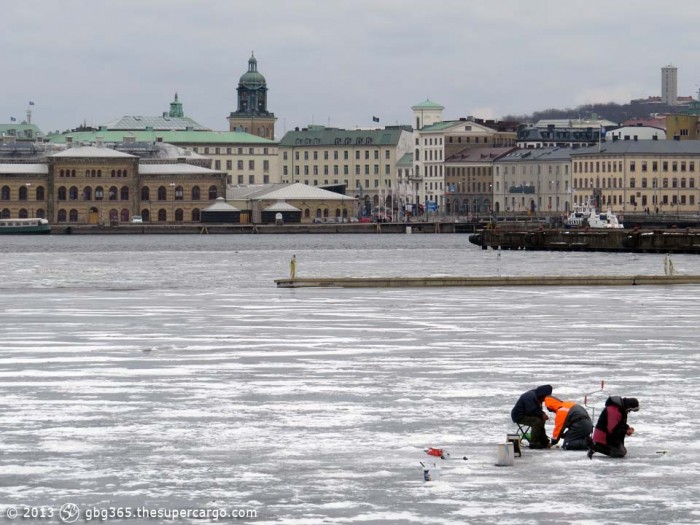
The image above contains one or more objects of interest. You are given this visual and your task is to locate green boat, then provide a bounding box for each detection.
[0,218,51,234]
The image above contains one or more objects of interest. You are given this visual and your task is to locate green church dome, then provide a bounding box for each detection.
[239,53,266,88]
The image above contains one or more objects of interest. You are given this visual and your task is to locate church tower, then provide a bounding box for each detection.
[228,53,276,139]
[168,93,184,118]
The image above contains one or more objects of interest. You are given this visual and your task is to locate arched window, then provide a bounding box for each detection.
[323,208,329,218]
[86,170,90,177]
[141,209,150,222]
[57,187,67,200]
[1,186,10,200]
[191,208,200,222]
[158,186,167,200]
[208,185,218,200]
[69,186,78,200]
[36,209,46,219]
[304,208,310,218]
[175,208,183,221]
[83,187,92,201]
[60,169,65,177]
[71,170,76,177]
[95,186,104,200]
[97,170,101,177]
[175,186,184,200]
[141,187,150,201]
[0,208,9,218]
[191,186,201,200]
[111,170,116,178]
[316,209,322,218]
[57,209,67,222]
[36,186,45,200]
[335,209,341,218]
[109,209,118,222]
[120,209,129,222]
[109,186,118,201]
[19,186,28,200]
[120,186,129,200]
[19,209,28,218]
[158,209,167,222]
[69,209,79,222]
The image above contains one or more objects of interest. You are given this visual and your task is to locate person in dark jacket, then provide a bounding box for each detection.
[511,384,553,449]
[588,396,639,458]
[544,396,593,450]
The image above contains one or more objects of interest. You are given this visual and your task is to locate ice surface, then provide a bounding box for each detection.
[0,235,699,524]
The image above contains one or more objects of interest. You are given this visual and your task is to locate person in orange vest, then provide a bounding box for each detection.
[544,396,593,450]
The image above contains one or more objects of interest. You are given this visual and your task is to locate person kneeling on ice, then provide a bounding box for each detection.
[511,384,553,449]
[588,396,639,459]
[544,396,593,450]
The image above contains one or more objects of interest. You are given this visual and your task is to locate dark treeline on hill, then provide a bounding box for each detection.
[504,101,689,125]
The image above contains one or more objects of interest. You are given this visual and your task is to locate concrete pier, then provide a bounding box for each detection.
[275,275,700,288]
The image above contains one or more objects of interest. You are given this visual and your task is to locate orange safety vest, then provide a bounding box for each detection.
[544,396,576,440]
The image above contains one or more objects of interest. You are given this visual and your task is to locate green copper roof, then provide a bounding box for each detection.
[279,126,410,147]
[0,123,45,140]
[46,129,275,145]
[411,99,444,110]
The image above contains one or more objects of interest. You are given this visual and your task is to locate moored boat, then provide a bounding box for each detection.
[565,202,623,229]
[0,218,51,234]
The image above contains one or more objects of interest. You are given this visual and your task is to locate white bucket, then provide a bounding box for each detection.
[496,442,515,466]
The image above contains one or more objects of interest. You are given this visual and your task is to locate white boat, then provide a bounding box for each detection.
[0,218,51,234]
[565,202,623,229]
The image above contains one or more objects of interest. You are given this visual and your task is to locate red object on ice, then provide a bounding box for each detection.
[426,448,444,457]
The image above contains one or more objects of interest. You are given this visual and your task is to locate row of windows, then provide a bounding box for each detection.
[0,208,46,219]
[53,208,205,223]
[192,146,270,155]
[573,177,697,190]
[235,174,270,185]
[446,167,492,177]
[215,160,270,171]
[497,164,570,176]
[285,164,392,177]
[284,150,392,161]
[52,185,220,202]
[574,160,698,174]
[1,186,46,200]
[414,149,444,162]
[57,169,129,178]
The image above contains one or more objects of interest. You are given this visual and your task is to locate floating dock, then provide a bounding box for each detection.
[469,228,700,253]
[275,275,700,288]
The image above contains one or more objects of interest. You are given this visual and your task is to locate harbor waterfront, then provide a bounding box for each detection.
[1,235,700,524]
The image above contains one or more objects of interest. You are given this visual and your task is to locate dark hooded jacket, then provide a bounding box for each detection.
[511,384,553,423]
[592,396,638,448]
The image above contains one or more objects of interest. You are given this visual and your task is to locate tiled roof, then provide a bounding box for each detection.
[0,123,45,140]
[445,146,516,163]
[204,198,240,212]
[496,147,576,163]
[51,146,136,158]
[411,99,444,110]
[397,152,413,167]
[279,126,409,147]
[138,164,224,175]
[571,139,700,156]
[47,130,274,145]
[102,115,209,131]
[263,201,301,212]
[0,163,48,174]
[228,183,354,201]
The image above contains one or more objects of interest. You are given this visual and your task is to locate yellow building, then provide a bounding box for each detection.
[571,140,700,214]
[0,144,226,224]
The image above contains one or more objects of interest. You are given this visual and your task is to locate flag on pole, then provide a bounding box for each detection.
[372,116,380,122]
[10,117,16,122]
[29,101,35,105]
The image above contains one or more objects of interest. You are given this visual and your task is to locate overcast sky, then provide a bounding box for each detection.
[2,0,699,136]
